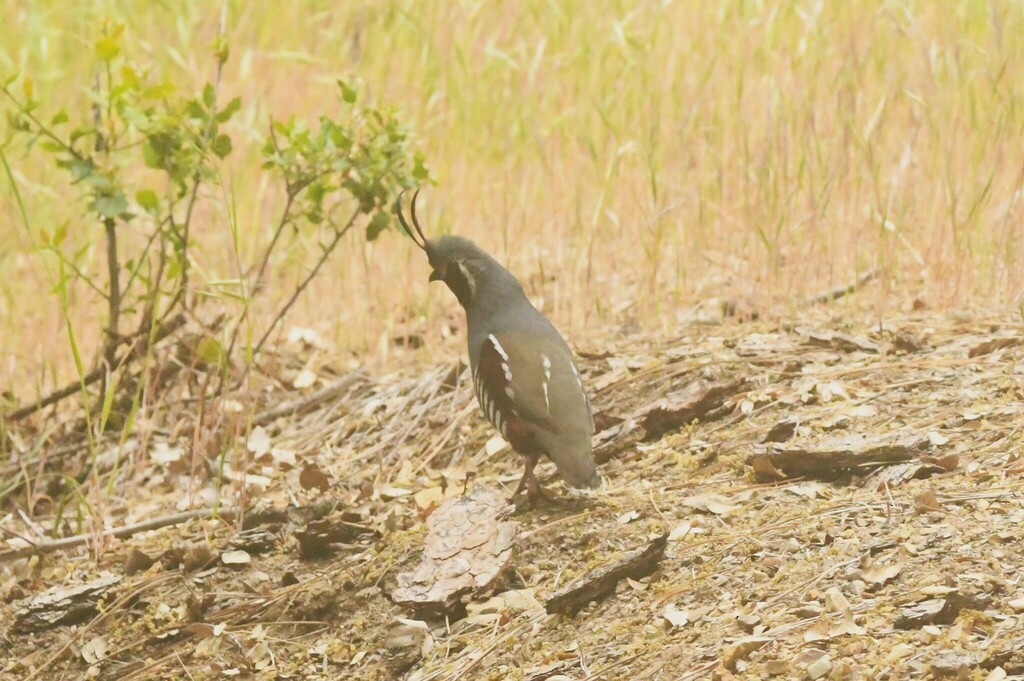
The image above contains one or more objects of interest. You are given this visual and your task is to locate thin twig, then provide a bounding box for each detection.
[0,85,85,161]
[103,216,122,369]
[807,266,880,305]
[6,312,188,421]
[251,208,361,358]
[181,3,229,311]
[219,190,296,380]
[91,66,123,375]
[253,370,365,425]
[0,506,234,563]
[121,217,168,301]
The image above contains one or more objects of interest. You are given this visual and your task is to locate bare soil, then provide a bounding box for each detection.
[2,311,1023,680]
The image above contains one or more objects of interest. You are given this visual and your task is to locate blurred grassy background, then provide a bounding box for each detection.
[3,1,1024,394]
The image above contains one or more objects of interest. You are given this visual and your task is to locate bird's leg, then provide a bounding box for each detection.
[508,465,530,500]
[509,453,552,503]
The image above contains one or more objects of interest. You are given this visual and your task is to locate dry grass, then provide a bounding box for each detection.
[3,0,1024,393]
[2,311,1022,678]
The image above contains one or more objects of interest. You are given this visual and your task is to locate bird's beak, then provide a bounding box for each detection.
[428,269,443,282]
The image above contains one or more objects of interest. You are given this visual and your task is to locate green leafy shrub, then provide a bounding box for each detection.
[1,19,429,428]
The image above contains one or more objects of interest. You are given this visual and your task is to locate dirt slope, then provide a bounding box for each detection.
[2,312,1023,680]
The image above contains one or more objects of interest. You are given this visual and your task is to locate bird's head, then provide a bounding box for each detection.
[394,190,497,307]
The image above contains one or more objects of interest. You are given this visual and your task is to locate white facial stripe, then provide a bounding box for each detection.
[457,262,476,297]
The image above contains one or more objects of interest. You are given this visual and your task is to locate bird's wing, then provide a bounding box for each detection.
[476,330,588,434]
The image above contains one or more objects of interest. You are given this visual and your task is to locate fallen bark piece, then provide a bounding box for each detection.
[863,460,948,490]
[750,432,929,482]
[593,378,748,463]
[931,651,977,678]
[124,548,156,576]
[889,330,930,354]
[798,328,881,353]
[13,573,122,632]
[762,419,798,443]
[893,593,989,630]
[296,515,380,559]
[983,638,1024,674]
[638,378,749,440]
[545,534,667,616]
[227,526,279,555]
[721,636,771,671]
[392,489,517,617]
[967,336,1021,358]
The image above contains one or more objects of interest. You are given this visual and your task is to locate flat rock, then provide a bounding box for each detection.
[13,573,122,632]
[392,489,517,618]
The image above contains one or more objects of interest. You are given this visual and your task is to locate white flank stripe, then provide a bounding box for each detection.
[571,362,583,390]
[541,354,552,413]
[488,334,509,361]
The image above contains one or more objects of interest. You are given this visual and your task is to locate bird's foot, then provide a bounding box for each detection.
[508,465,557,506]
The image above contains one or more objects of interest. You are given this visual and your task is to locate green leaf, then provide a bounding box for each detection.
[412,151,430,181]
[211,133,233,159]
[365,210,389,241]
[52,221,70,246]
[202,83,215,108]
[95,35,121,61]
[50,110,69,126]
[186,99,205,119]
[216,96,242,122]
[83,173,113,191]
[119,64,140,90]
[92,192,128,219]
[338,79,357,104]
[69,126,92,144]
[213,36,230,65]
[142,139,161,168]
[196,335,227,368]
[67,157,96,181]
[135,188,159,212]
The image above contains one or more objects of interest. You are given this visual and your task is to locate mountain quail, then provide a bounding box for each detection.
[395,190,600,500]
